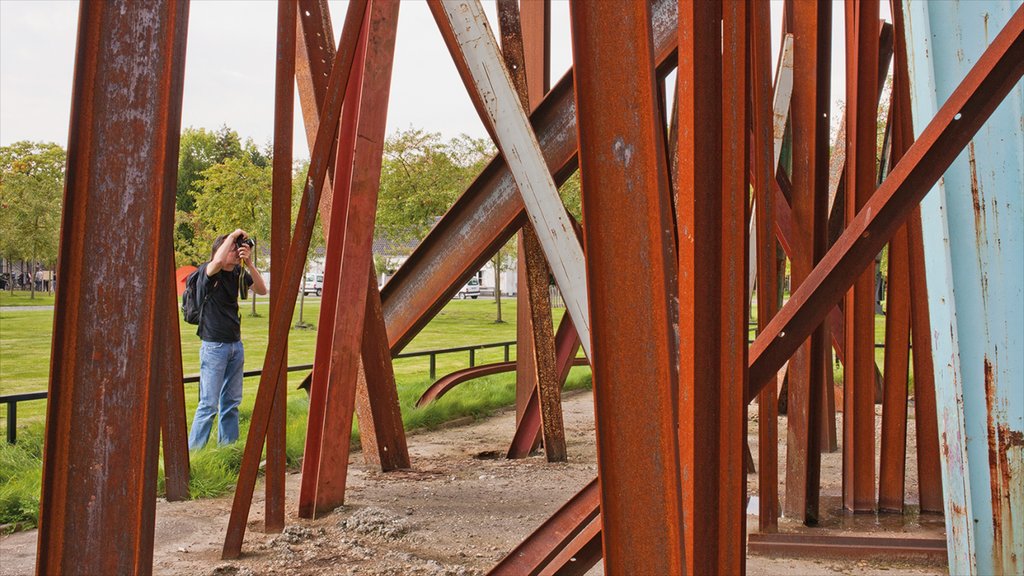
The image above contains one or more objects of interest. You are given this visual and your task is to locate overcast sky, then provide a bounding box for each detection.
[1,1,874,157]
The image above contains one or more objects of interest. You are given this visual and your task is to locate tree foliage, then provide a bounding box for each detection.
[375,128,493,245]
[0,141,65,295]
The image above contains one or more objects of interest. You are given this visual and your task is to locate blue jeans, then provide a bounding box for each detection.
[188,340,244,450]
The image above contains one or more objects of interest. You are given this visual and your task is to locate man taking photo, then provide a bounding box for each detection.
[187,228,268,450]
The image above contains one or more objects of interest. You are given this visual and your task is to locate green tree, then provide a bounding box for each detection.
[193,156,273,315]
[375,128,493,244]
[0,141,65,298]
[176,125,249,265]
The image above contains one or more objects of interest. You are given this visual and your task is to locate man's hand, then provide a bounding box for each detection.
[238,244,252,264]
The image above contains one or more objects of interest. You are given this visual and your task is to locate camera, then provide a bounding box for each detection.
[234,236,255,249]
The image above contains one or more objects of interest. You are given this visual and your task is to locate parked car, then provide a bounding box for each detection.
[456,277,480,299]
[302,273,324,296]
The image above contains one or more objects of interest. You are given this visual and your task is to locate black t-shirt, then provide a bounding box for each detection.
[196,263,254,343]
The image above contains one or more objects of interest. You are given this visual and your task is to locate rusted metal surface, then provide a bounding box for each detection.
[496,0,562,461]
[310,0,399,517]
[36,1,190,573]
[416,357,589,409]
[747,532,947,563]
[783,0,830,524]
[354,271,410,471]
[746,5,1024,402]
[903,3,1024,574]
[878,223,911,512]
[264,0,296,534]
[843,0,881,515]
[889,2,943,515]
[296,0,337,219]
[156,8,192,499]
[489,479,600,576]
[572,1,684,572]
[508,313,584,458]
[379,0,678,355]
[751,0,779,533]
[298,8,367,519]
[541,514,602,576]
[430,0,591,361]
[222,0,368,558]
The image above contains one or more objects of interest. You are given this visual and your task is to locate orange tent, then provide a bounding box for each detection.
[175,265,197,296]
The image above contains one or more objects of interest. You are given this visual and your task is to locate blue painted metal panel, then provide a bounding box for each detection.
[903,2,1024,574]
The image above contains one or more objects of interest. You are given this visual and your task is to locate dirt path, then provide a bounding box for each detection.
[0,390,946,575]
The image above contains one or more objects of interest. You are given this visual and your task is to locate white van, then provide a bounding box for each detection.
[456,277,480,299]
[302,273,324,296]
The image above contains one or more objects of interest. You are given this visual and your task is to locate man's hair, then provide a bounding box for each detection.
[211,235,228,260]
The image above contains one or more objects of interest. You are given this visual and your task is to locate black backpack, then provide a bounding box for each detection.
[181,268,217,325]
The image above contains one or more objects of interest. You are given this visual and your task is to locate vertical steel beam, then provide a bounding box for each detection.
[292,0,408,471]
[298,9,367,519]
[156,2,192,500]
[751,0,779,533]
[785,0,831,524]
[222,0,368,558]
[36,1,189,573]
[677,0,723,569]
[570,1,684,573]
[354,270,410,471]
[889,0,943,516]
[310,0,400,516]
[497,0,564,462]
[878,222,911,512]
[843,0,880,514]
[719,1,748,570]
[265,0,296,534]
[903,3,1024,573]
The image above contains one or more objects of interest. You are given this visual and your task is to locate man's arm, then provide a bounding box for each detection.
[238,243,268,296]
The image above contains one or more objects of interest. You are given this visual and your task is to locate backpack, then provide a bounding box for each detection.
[181,268,217,325]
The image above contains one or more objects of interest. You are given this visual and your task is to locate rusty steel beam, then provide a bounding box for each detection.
[782,0,830,524]
[889,0,943,515]
[354,271,410,471]
[543,514,602,576]
[430,0,591,361]
[222,0,368,558]
[264,0,296,534]
[751,0,779,533]
[843,0,881,514]
[292,0,408,471]
[156,4,193,499]
[571,1,684,573]
[745,5,1024,403]
[506,24,1024,553]
[677,0,726,569]
[309,0,399,517]
[489,479,600,576]
[416,356,589,409]
[507,312,583,458]
[878,222,911,512]
[36,1,190,573]
[496,0,563,461]
[380,0,678,355]
[747,533,947,563]
[298,8,367,519]
[296,0,337,219]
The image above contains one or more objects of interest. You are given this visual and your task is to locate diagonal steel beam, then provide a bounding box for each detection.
[429,0,591,360]
[380,0,678,355]
[222,0,368,558]
[36,1,190,572]
[745,5,1024,403]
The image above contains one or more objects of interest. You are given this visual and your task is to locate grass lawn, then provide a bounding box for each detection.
[0,295,591,528]
[0,291,55,307]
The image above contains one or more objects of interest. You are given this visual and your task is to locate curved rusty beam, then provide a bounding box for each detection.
[415,357,588,408]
